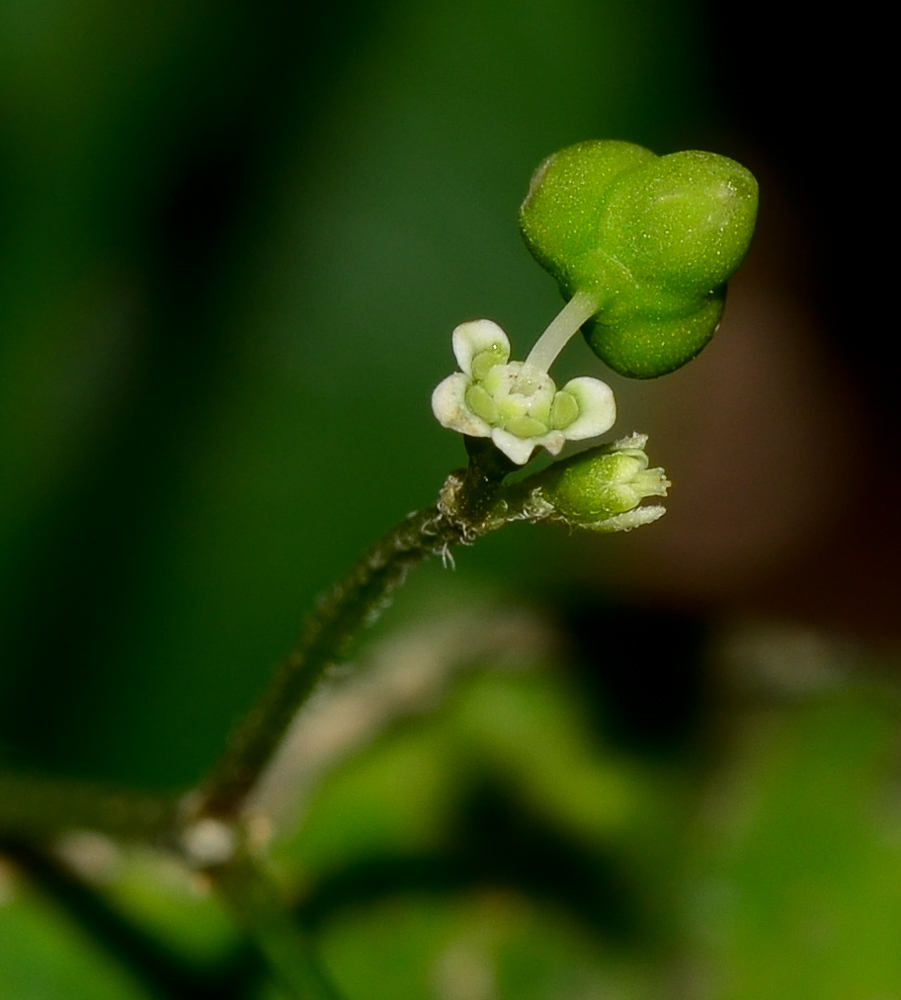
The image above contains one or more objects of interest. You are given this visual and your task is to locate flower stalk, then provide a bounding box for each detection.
[192,444,516,823]
[0,136,758,1000]
[523,289,601,374]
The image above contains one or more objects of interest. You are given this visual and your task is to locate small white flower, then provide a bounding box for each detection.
[432,319,616,465]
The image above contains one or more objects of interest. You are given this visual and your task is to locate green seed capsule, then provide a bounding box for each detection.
[519,140,657,295]
[519,140,759,379]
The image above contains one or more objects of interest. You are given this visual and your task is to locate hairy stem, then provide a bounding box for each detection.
[194,441,514,822]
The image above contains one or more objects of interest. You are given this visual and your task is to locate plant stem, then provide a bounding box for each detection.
[0,769,177,844]
[523,289,600,374]
[211,852,344,1000]
[194,442,514,822]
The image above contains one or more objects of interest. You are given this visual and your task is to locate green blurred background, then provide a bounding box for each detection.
[1,1,898,998]
[0,0,726,788]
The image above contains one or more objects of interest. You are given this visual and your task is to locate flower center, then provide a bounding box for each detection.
[459,291,604,442]
[463,361,584,440]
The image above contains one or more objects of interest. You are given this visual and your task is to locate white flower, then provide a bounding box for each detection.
[432,319,616,465]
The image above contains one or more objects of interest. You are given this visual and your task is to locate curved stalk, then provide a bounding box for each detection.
[523,289,600,374]
[193,440,514,822]
[0,769,177,844]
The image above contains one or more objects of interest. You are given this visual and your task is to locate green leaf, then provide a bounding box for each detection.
[0,878,158,1000]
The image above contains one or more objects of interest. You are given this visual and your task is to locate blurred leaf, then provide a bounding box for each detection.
[96,846,242,971]
[0,873,158,1000]
[681,689,901,1000]
[317,891,651,1000]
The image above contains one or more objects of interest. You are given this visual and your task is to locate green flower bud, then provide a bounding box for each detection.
[522,433,670,532]
[519,140,759,379]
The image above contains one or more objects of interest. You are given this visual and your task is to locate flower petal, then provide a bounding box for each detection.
[452,320,510,376]
[490,428,539,465]
[431,373,491,437]
[587,505,667,532]
[489,427,567,465]
[538,429,567,456]
[558,376,616,440]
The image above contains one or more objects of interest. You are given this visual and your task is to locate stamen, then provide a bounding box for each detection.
[522,289,601,375]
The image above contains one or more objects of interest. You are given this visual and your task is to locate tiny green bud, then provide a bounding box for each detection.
[519,140,759,378]
[522,433,670,532]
